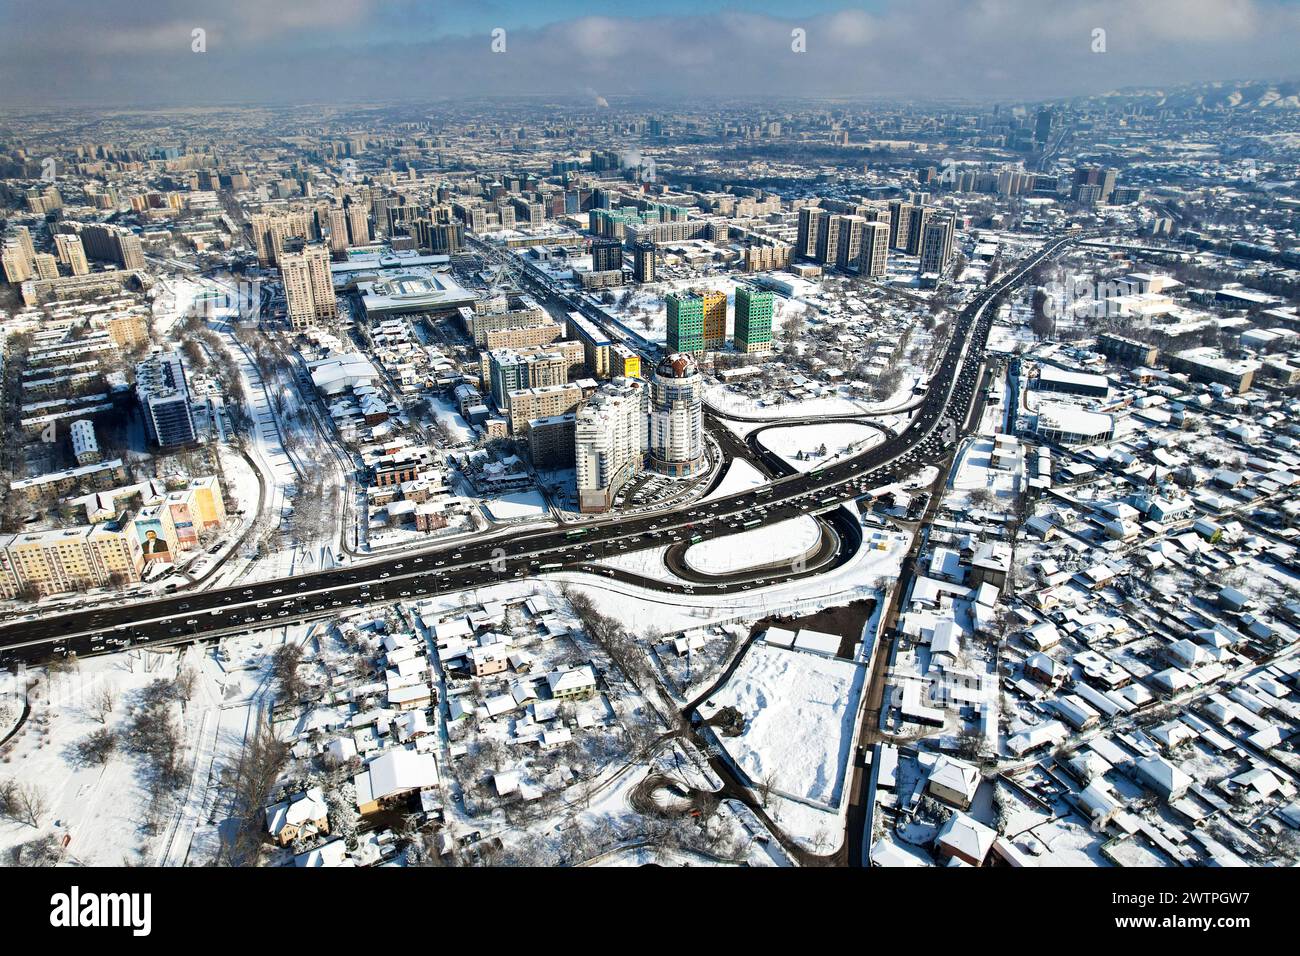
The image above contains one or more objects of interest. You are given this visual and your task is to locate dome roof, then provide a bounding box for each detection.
[655,352,699,379]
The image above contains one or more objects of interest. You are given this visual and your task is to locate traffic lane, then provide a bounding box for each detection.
[0,234,1089,653]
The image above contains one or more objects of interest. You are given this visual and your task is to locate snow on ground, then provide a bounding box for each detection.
[594,543,679,583]
[946,435,1023,509]
[707,385,895,421]
[701,643,864,809]
[429,395,475,444]
[757,422,886,473]
[0,651,183,865]
[556,509,910,637]
[684,516,821,575]
[701,458,767,502]
[484,489,549,521]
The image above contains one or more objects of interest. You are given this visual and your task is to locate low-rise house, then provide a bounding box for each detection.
[927,755,981,809]
[355,747,440,815]
[547,664,597,700]
[266,786,330,847]
[1135,755,1192,801]
[935,812,996,866]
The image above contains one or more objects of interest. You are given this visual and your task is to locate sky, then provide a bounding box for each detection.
[0,0,1298,108]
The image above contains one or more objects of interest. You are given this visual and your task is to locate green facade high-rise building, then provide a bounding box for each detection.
[734,288,774,354]
[666,292,705,355]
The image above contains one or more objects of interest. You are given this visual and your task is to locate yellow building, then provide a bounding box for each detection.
[612,343,641,378]
[104,312,150,349]
[186,476,227,527]
[702,290,727,350]
[1,523,144,596]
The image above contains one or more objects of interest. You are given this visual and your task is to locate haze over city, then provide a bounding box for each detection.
[2,0,1300,105]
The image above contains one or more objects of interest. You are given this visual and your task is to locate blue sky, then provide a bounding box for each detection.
[0,1,1296,107]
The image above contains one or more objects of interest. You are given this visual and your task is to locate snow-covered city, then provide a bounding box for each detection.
[0,2,1295,935]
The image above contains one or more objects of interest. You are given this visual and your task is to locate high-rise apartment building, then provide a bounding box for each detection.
[2,240,32,283]
[575,378,648,513]
[734,288,774,354]
[346,201,371,245]
[590,237,623,274]
[279,242,338,330]
[136,350,197,447]
[919,214,955,275]
[633,241,657,283]
[250,210,315,266]
[701,289,727,350]
[78,223,145,270]
[666,291,704,355]
[327,207,349,259]
[796,206,827,260]
[649,353,705,478]
[54,233,89,275]
[858,220,890,277]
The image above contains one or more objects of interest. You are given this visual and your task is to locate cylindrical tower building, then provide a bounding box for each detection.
[649,353,706,477]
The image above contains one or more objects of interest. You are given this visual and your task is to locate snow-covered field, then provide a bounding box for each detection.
[684,516,821,575]
[484,489,549,521]
[701,459,767,502]
[701,643,864,808]
[757,422,886,473]
[593,544,678,582]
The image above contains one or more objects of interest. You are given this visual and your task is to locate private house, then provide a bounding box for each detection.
[547,664,597,700]
[1135,755,1192,801]
[469,643,509,678]
[927,755,982,810]
[935,812,997,866]
[355,747,440,815]
[266,787,330,847]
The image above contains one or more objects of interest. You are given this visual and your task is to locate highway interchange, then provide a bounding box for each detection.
[0,231,1095,667]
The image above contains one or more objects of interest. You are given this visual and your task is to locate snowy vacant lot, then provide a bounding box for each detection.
[701,459,767,502]
[684,515,821,574]
[484,489,549,521]
[702,643,863,808]
[757,422,886,473]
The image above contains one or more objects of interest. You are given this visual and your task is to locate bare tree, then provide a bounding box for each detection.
[13,782,48,828]
[216,720,289,867]
[172,668,197,703]
[271,643,305,703]
[76,727,118,766]
[90,684,118,724]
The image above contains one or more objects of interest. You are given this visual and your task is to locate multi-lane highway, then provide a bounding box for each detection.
[0,231,1094,667]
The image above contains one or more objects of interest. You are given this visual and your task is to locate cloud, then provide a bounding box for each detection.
[0,0,1295,106]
